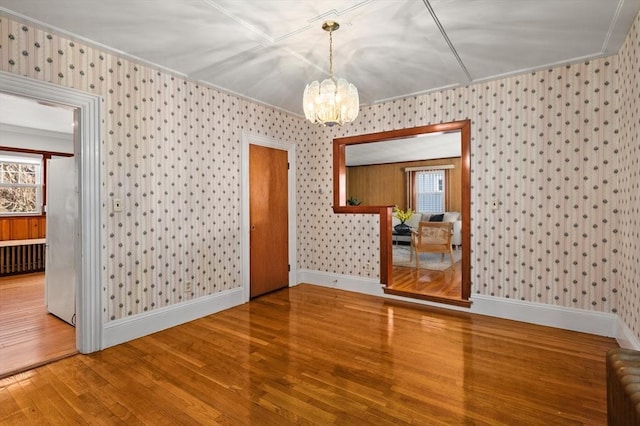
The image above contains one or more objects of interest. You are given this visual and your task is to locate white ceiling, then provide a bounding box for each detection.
[0,0,638,118]
[346,131,461,166]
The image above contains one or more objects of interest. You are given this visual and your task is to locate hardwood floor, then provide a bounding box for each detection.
[0,284,617,424]
[387,253,466,306]
[0,273,77,379]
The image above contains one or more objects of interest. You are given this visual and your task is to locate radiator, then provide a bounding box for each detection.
[0,239,46,276]
[607,348,640,425]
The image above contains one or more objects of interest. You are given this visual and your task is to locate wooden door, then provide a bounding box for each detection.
[249,144,289,298]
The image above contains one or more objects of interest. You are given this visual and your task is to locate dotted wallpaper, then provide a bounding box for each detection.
[1,11,638,344]
[0,15,309,322]
[310,55,621,314]
[616,12,640,342]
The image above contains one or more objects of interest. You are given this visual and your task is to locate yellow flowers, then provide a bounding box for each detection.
[393,206,414,223]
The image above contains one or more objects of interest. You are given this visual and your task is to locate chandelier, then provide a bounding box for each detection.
[303,21,359,126]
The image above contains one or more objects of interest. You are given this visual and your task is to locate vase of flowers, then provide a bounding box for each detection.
[393,206,414,235]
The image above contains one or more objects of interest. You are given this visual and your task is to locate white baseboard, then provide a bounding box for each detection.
[470,294,617,337]
[100,271,631,350]
[616,317,640,350]
[102,287,244,349]
[297,269,618,338]
[297,269,384,297]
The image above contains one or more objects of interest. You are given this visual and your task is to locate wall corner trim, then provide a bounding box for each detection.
[616,317,640,350]
[102,288,244,349]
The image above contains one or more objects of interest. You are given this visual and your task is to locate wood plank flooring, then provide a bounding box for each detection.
[0,284,617,425]
[0,273,77,379]
[387,258,465,306]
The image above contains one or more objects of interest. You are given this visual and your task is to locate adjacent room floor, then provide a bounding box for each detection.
[0,272,77,378]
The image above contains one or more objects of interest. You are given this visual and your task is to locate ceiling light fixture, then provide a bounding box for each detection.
[303,21,359,127]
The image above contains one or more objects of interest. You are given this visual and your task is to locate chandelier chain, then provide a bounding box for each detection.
[328,29,333,80]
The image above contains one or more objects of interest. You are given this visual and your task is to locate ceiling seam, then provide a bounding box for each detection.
[201,0,276,44]
[200,1,373,44]
[307,1,373,25]
[600,0,625,54]
[421,0,472,83]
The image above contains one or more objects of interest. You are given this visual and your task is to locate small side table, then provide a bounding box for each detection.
[392,230,412,245]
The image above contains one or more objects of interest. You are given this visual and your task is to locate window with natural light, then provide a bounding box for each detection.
[415,170,444,213]
[0,153,43,216]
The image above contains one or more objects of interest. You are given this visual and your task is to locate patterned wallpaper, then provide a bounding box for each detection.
[1,11,638,345]
[308,52,620,314]
[615,12,640,342]
[0,15,309,322]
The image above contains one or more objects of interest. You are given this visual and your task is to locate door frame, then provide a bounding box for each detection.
[0,70,102,353]
[241,133,296,302]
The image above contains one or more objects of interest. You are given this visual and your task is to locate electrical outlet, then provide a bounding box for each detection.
[185,281,193,292]
[112,198,122,213]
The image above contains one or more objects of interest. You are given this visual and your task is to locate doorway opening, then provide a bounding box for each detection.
[332,120,471,308]
[0,70,103,366]
[0,93,77,377]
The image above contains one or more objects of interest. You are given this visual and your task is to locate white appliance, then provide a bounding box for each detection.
[45,156,77,326]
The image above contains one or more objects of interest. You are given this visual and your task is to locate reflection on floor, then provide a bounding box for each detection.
[0,272,77,378]
[0,284,616,424]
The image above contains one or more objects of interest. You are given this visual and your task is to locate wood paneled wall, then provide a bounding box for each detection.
[0,217,46,241]
[347,157,462,213]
